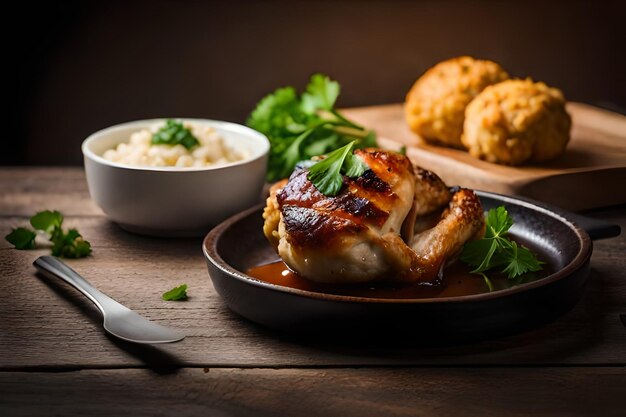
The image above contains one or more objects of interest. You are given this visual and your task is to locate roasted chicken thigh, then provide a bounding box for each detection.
[263,149,485,284]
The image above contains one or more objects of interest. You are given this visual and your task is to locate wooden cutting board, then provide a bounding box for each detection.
[343,102,626,211]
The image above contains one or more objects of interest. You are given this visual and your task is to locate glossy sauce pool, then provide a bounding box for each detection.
[246,240,552,299]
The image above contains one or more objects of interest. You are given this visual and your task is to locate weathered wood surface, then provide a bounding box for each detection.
[0,168,625,370]
[1,367,625,417]
[2,233,625,369]
[1,167,625,416]
[0,167,101,216]
[344,102,626,210]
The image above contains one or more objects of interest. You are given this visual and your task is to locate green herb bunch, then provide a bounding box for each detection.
[247,73,377,182]
[460,206,543,290]
[152,119,200,149]
[306,141,369,196]
[5,210,92,258]
[162,284,188,301]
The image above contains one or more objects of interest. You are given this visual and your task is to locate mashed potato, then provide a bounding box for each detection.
[102,121,249,168]
[462,79,571,165]
[405,56,509,148]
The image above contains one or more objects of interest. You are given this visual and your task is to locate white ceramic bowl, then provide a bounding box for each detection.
[82,118,269,237]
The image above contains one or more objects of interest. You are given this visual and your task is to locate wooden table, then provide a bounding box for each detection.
[1,167,625,417]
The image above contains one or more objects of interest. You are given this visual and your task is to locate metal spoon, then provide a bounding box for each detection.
[33,256,185,344]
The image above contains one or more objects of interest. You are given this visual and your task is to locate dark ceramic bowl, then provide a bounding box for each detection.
[202,191,619,340]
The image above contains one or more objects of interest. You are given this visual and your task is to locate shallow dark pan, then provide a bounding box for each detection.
[203,191,620,341]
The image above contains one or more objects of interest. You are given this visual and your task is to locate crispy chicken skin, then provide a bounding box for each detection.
[263,149,485,284]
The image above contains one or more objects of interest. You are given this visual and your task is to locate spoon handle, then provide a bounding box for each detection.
[33,256,116,317]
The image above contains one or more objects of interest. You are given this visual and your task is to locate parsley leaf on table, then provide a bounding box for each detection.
[247,73,377,182]
[5,228,36,249]
[4,210,92,258]
[460,206,544,286]
[30,210,63,233]
[162,284,188,301]
[51,227,92,258]
[151,119,200,150]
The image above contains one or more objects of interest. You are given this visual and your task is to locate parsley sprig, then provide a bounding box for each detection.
[460,206,543,289]
[307,141,369,196]
[5,228,36,250]
[247,73,377,182]
[5,210,92,258]
[152,119,200,150]
[162,284,188,301]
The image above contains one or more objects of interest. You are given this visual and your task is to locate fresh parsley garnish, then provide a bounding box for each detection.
[162,284,188,301]
[460,206,543,289]
[307,141,368,196]
[30,210,63,233]
[50,227,92,258]
[247,73,377,182]
[301,72,340,112]
[5,228,36,249]
[5,210,92,258]
[152,119,200,150]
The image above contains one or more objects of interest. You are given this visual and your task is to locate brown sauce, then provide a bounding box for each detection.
[246,253,551,300]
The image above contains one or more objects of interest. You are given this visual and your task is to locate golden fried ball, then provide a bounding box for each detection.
[405,56,509,148]
[461,79,571,165]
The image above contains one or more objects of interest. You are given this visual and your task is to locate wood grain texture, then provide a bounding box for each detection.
[1,367,625,417]
[0,167,101,216]
[1,168,624,369]
[343,102,626,210]
[1,163,625,416]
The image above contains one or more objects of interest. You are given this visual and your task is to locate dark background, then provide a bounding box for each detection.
[5,0,625,166]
